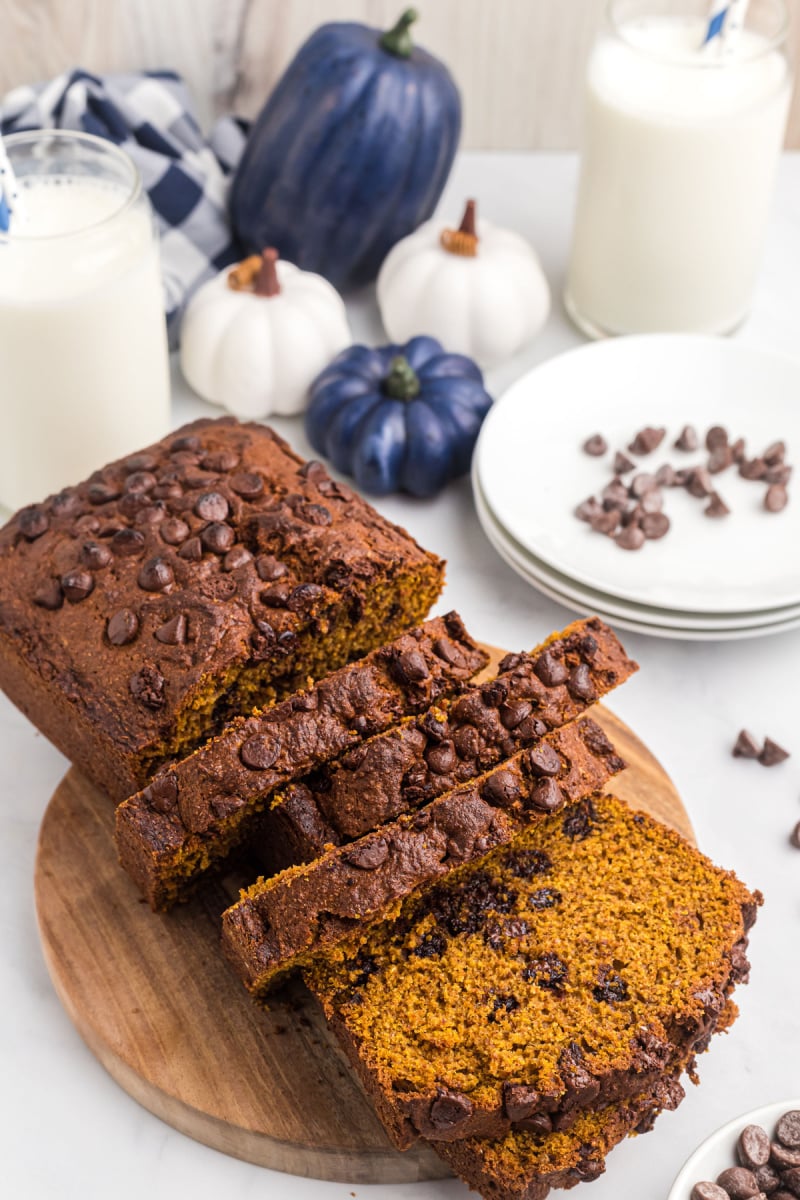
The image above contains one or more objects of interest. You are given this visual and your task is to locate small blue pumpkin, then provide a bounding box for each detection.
[230,10,461,290]
[305,336,492,498]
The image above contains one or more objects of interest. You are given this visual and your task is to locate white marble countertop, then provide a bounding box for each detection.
[4,152,800,1199]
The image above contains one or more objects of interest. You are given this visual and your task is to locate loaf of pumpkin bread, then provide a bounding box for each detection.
[306,794,759,1149]
[115,612,487,909]
[259,617,637,871]
[0,417,445,801]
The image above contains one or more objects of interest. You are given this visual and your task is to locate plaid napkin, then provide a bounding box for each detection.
[1,69,249,345]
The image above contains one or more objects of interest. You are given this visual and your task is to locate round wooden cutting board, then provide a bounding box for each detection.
[34,645,693,1185]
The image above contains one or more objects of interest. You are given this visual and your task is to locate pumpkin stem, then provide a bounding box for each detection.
[380,8,418,58]
[440,198,479,258]
[383,355,421,401]
[255,247,281,297]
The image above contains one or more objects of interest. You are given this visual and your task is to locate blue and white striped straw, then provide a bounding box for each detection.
[0,134,21,233]
[704,0,751,53]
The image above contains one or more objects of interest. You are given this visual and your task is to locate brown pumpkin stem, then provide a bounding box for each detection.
[440,198,479,258]
[227,248,282,295]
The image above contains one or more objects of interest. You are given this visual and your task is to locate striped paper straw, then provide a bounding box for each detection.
[704,0,729,43]
[0,134,21,233]
[704,0,751,52]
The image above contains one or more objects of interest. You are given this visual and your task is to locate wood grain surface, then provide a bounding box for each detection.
[1,0,798,149]
[34,646,692,1184]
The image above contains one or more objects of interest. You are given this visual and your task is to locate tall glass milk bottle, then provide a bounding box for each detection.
[565,0,792,338]
[0,131,170,511]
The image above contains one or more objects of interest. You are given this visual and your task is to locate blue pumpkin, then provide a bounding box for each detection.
[305,336,492,498]
[230,10,461,290]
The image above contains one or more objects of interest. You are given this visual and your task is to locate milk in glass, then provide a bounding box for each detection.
[0,133,170,511]
[565,1,792,337]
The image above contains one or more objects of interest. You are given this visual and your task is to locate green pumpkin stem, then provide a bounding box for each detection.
[383,355,421,400]
[255,247,281,297]
[380,8,418,58]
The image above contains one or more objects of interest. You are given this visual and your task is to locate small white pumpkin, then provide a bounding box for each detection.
[377,199,550,368]
[180,248,351,418]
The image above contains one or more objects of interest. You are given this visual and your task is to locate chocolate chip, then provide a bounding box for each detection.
[129,665,166,709]
[79,540,111,569]
[527,743,561,777]
[733,730,762,758]
[640,488,663,513]
[18,507,49,540]
[255,555,288,582]
[429,1091,473,1130]
[171,434,201,452]
[777,1113,800,1149]
[534,650,569,687]
[499,700,532,730]
[528,777,563,811]
[195,491,229,522]
[575,497,602,523]
[346,838,389,869]
[124,470,157,494]
[432,637,466,667]
[393,649,430,685]
[201,450,240,472]
[33,579,64,610]
[178,536,203,561]
[453,725,480,760]
[482,770,522,808]
[294,501,332,526]
[740,457,767,480]
[738,1126,772,1169]
[567,663,596,701]
[765,484,788,513]
[629,426,666,455]
[222,546,252,571]
[240,733,280,770]
[229,472,264,499]
[200,521,235,553]
[583,434,607,456]
[111,528,146,557]
[631,472,658,497]
[763,440,786,465]
[602,478,629,510]
[154,614,187,645]
[153,481,183,501]
[615,524,645,550]
[590,509,620,535]
[138,556,174,592]
[691,1186,730,1200]
[716,1166,760,1198]
[676,425,700,452]
[771,1143,800,1171]
[107,609,139,646]
[614,451,635,474]
[706,425,729,451]
[503,1083,542,1123]
[656,463,677,487]
[688,467,714,498]
[142,774,178,814]
[759,737,789,766]
[765,464,792,485]
[87,481,121,505]
[287,582,324,612]
[731,438,746,462]
[753,1164,780,1194]
[134,503,165,526]
[705,492,731,518]
[51,491,81,517]
[642,511,671,539]
[261,582,292,608]
[426,740,457,775]
[61,569,94,603]
[160,518,190,546]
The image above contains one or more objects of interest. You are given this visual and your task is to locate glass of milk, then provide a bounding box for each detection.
[565,0,792,338]
[0,131,170,511]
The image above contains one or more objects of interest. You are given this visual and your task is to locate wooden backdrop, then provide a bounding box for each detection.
[2,0,799,148]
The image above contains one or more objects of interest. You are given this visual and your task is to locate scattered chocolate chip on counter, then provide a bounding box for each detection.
[629,425,666,455]
[732,731,790,766]
[675,424,700,452]
[614,450,635,474]
[705,492,731,519]
[759,737,790,767]
[582,434,608,456]
[692,1110,800,1200]
[733,730,762,759]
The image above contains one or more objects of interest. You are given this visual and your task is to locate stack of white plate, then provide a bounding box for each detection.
[474,336,800,641]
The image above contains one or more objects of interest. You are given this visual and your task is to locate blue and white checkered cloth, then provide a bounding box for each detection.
[1,69,249,345]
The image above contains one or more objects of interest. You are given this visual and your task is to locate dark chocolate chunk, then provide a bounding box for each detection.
[675,425,699,452]
[776,1112,800,1149]
[200,521,235,553]
[753,1163,780,1194]
[528,777,563,812]
[129,665,166,709]
[567,663,596,702]
[160,518,190,546]
[583,434,607,456]
[346,838,389,870]
[256,555,288,582]
[738,1126,771,1169]
[107,609,139,646]
[733,730,762,759]
[392,649,430,685]
[534,650,569,687]
[61,569,94,603]
[615,524,645,550]
[592,967,629,1004]
[240,734,280,770]
[614,451,635,474]
[503,1083,542,1123]
[629,426,666,455]
[759,737,789,766]
[429,1092,473,1130]
[223,546,252,571]
[178,536,203,561]
[705,492,731,518]
[526,743,562,777]
[138,556,174,592]
[426,741,457,775]
[771,1142,800,1170]
[33,578,64,610]
[765,484,788,513]
[154,614,188,645]
[716,1166,760,1198]
[781,1168,800,1195]
[499,700,533,730]
[642,511,670,539]
[111,528,146,557]
[432,637,466,667]
[229,472,265,499]
[141,774,178,814]
[287,582,324,612]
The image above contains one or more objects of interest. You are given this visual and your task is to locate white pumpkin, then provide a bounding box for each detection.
[180,249,351,418]
[377,199,550,368]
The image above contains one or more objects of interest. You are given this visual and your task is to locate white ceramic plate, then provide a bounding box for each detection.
[477,335,800,614]
[473,467,800,632]
[474,470,800,641]
[668,1098,800,1200]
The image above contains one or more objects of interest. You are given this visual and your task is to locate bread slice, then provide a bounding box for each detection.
[259,617,637,872]
[115,613,487,909]
[306,795,759,1149]
[221,717,625,996]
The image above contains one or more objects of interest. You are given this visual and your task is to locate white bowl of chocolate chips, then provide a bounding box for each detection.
[669,1099,800,1200]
